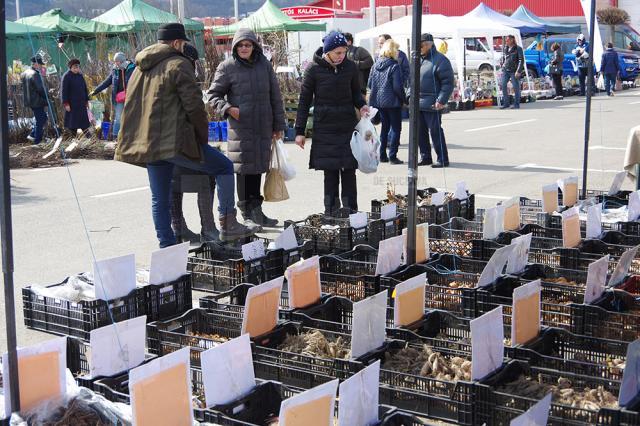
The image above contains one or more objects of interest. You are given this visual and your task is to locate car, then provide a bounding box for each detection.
[439,37,502,74]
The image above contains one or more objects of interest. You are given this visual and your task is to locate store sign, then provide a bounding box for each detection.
[282,6,335,20]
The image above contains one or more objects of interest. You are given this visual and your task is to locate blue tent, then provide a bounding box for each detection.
[464,3,545,35]
[511,5,581,35]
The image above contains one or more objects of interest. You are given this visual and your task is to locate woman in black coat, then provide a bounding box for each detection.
[294,31,369,215]
[60,58,90,138]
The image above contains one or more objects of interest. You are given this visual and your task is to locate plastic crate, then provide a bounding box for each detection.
[367,215,405,248]
[199,283,291,313]
[475,360,622,426]
[282,239,315,271]
[22,280,140,341]
[379,264,432,296]
[284,213,369,255]
[137,274,192,322]
[579,289,640,342]
[319,247,381,302]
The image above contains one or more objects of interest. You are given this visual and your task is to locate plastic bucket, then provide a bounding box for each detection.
[220,121,228,141]
[208,122,218,142]
[101,122,111,140]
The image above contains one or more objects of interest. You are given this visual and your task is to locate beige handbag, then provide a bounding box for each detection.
[263,140,289,202]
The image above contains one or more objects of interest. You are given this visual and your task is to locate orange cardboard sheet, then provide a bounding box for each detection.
[416,225,428,263]
[396,286,425,327]
[513,292,541,346]
[244,287,280,337]
[289,266,321,308]
[18,351,62,412]
[131,363,191,426]
[503,204,520,231]
[282,395,333,426]
[542,189,558,214]
[563,214,581,248]
[563,182,578,207]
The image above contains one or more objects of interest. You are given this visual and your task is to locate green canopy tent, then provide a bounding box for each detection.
[17,8,126,34]
[5,21,57,72]
[212,0,326,37]
[511,5,581,35]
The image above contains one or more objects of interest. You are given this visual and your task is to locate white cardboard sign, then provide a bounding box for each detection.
[351,290,388,359]
[337,361,380,426]
[93,253,137,301]
[629,190,640,222]
[89,315,147,379]
[375,235,404,275]
[349,212,368,229]
[510,393,553,426]
[275,226,299,251]
[471,306,504,381]
[149,242,189,285]
[609,171,627,196]
[586,204,602,240]
[619,339,640,407]
[506,234,532,275]
[477,244,515,288]
[380,203,397,221]
[454,181,468,200]
[608,245,640,287]
[242,241,266,261]
[584,255,610,304]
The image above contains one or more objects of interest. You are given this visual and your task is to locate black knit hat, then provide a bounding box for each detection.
[31,55,44,65]
[421,33,434,43]
[157,23,190,41]
[183,44,199,62]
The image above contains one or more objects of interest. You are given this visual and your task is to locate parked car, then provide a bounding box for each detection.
[441,37,502,74]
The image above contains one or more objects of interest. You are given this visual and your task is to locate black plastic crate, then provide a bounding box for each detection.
[281,239,314,271]
[579,289,640,342]
[22,280,140,341]
[367,215,405,248]
[379,264,432,296]
[199,283,291,313]
[284,213,369,255]
[475,360,622,426]
[319,247,381,302]
[138,274,192,322]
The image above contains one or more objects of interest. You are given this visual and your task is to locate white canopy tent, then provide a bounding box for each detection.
[355,14,525,101]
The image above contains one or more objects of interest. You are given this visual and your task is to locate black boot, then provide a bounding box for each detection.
[172,220,200,244]
[237,200,263,233]
[249,197,278,227]
[219,210,258,242]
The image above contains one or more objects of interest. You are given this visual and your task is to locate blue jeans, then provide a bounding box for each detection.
[29,107,48,144]
[147,144,234,247]
[604,73,617,95]
[501,71,521,107]
[418,111,448,164]
[112,102,124,138]
[379,107,402,159]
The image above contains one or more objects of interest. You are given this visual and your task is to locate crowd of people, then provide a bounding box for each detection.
[17,23,627,248]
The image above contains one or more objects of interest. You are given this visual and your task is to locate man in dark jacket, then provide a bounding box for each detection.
[21,55,48,144]
[115,23,255,247]
[378,34,410,84]
[345,33,374,95]
[417,33,454,168]
[500,35,524,109]
[601,42,620,97]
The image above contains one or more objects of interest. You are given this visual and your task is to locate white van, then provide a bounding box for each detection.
[438,38,502,73]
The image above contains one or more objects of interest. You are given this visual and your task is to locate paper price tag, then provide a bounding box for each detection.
[471,306,504,380]
[90,316,147,378]
[149,242,189,285]
[510,393,552,426]
[511,279,541,347]
[375,235,404,275]
[503,197,521,232]
[338,361,380,426]
[584,255,609,304]
[483,207,500,240]
[562,207,581,248]
[477,244,515,288]
[275,226,299,251]
[380,203,397,221]
[454,181,468,200]
[431,191,446,206]
[506,233,532,275]
[201,334,255,407]
[609,171,627,196]
[542,183,559,214]
[241,277,283,338]
[242,241,266,261]
[608,245,640,287]
[393,273,426,328]
[619,339,640,407]
[586,204,602,240]
[94,253,137,301]
[279,379,339,426]
[629,190,640,222]
[349,212,368,229]
[402,224,429,264]
[351,291,387,359]
[558,176,579,207]
[285,256,321,309]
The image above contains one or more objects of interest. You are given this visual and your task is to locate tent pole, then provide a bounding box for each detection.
[0,7,21,415]
[582,0,596,197]
[234,0,239,21]
[406,0,422,265]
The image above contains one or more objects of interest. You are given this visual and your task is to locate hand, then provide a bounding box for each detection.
[228,107,240,120]
[434,101,445,110]
[64,105,71,112]
[359,105,370,118]
[272,130,284,140]
[515,72,521,79]
[295,135,306,149]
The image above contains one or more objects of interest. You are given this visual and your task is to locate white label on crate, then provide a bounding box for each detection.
[159,285,174,295]
[619,339,640,407]
[380,203,397,221]
[90,315,147,379]
[241,241,266,262]
[375,235,404,276]
[586,204,602,240]
[431,191,446,206]
[584,255,609,304]
[351,291,387,359]
[201,334,256,407]
[94,253,137,301]
[275,226,298,251]
[608,245,640,287]
[349,212,368,229]
[506,233,532,275]
[338,361,380,426]
[609,171,627,196]
[471,306,504,381]
[149,242,189,286]
[629,190,640,222]
[477,244,515,288]
[279,379,339,426]
[510,393,552,426]
[454,181,468,200]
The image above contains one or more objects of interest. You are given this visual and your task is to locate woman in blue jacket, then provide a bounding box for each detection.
[368,40,405,164]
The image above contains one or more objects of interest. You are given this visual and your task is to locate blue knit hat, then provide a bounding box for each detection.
[323,31,348,54]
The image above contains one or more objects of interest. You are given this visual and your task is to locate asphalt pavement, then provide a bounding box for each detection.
[2,89,638,352]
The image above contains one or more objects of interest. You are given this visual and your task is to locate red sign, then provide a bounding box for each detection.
[281,6,336,20]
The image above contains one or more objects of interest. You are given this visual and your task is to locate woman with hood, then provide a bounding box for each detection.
[91,52,136,138]
[294,31,369,215]
[60,58,91,139]
[208,28,286,229]
[368,39,404,164]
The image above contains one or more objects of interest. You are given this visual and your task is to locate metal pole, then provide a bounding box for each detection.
[0,5,21,415]
[15,0,20,19]
[369,0,376,29]
[177,0,185,22]
[234,0,239,21]
[582,0,596,197]
[406,0,422,265]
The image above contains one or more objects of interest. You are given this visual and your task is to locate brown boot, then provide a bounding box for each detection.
[219,211,258,242]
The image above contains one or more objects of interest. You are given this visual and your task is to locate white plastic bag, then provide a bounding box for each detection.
[273,139,296,181]
[597,74,605,91]
[351,117,380,174]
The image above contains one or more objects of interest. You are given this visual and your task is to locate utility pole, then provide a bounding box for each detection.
[177,0,185,22]
[369,0,376,29]
[234,0,239,21]
[16,0,21,19]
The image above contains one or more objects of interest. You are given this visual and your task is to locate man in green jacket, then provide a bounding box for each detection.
[115,23,256,247]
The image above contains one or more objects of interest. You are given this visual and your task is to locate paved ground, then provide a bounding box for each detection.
[2,89,639,352]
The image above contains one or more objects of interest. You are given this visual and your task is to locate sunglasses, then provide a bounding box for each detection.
[237,42,253,49]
